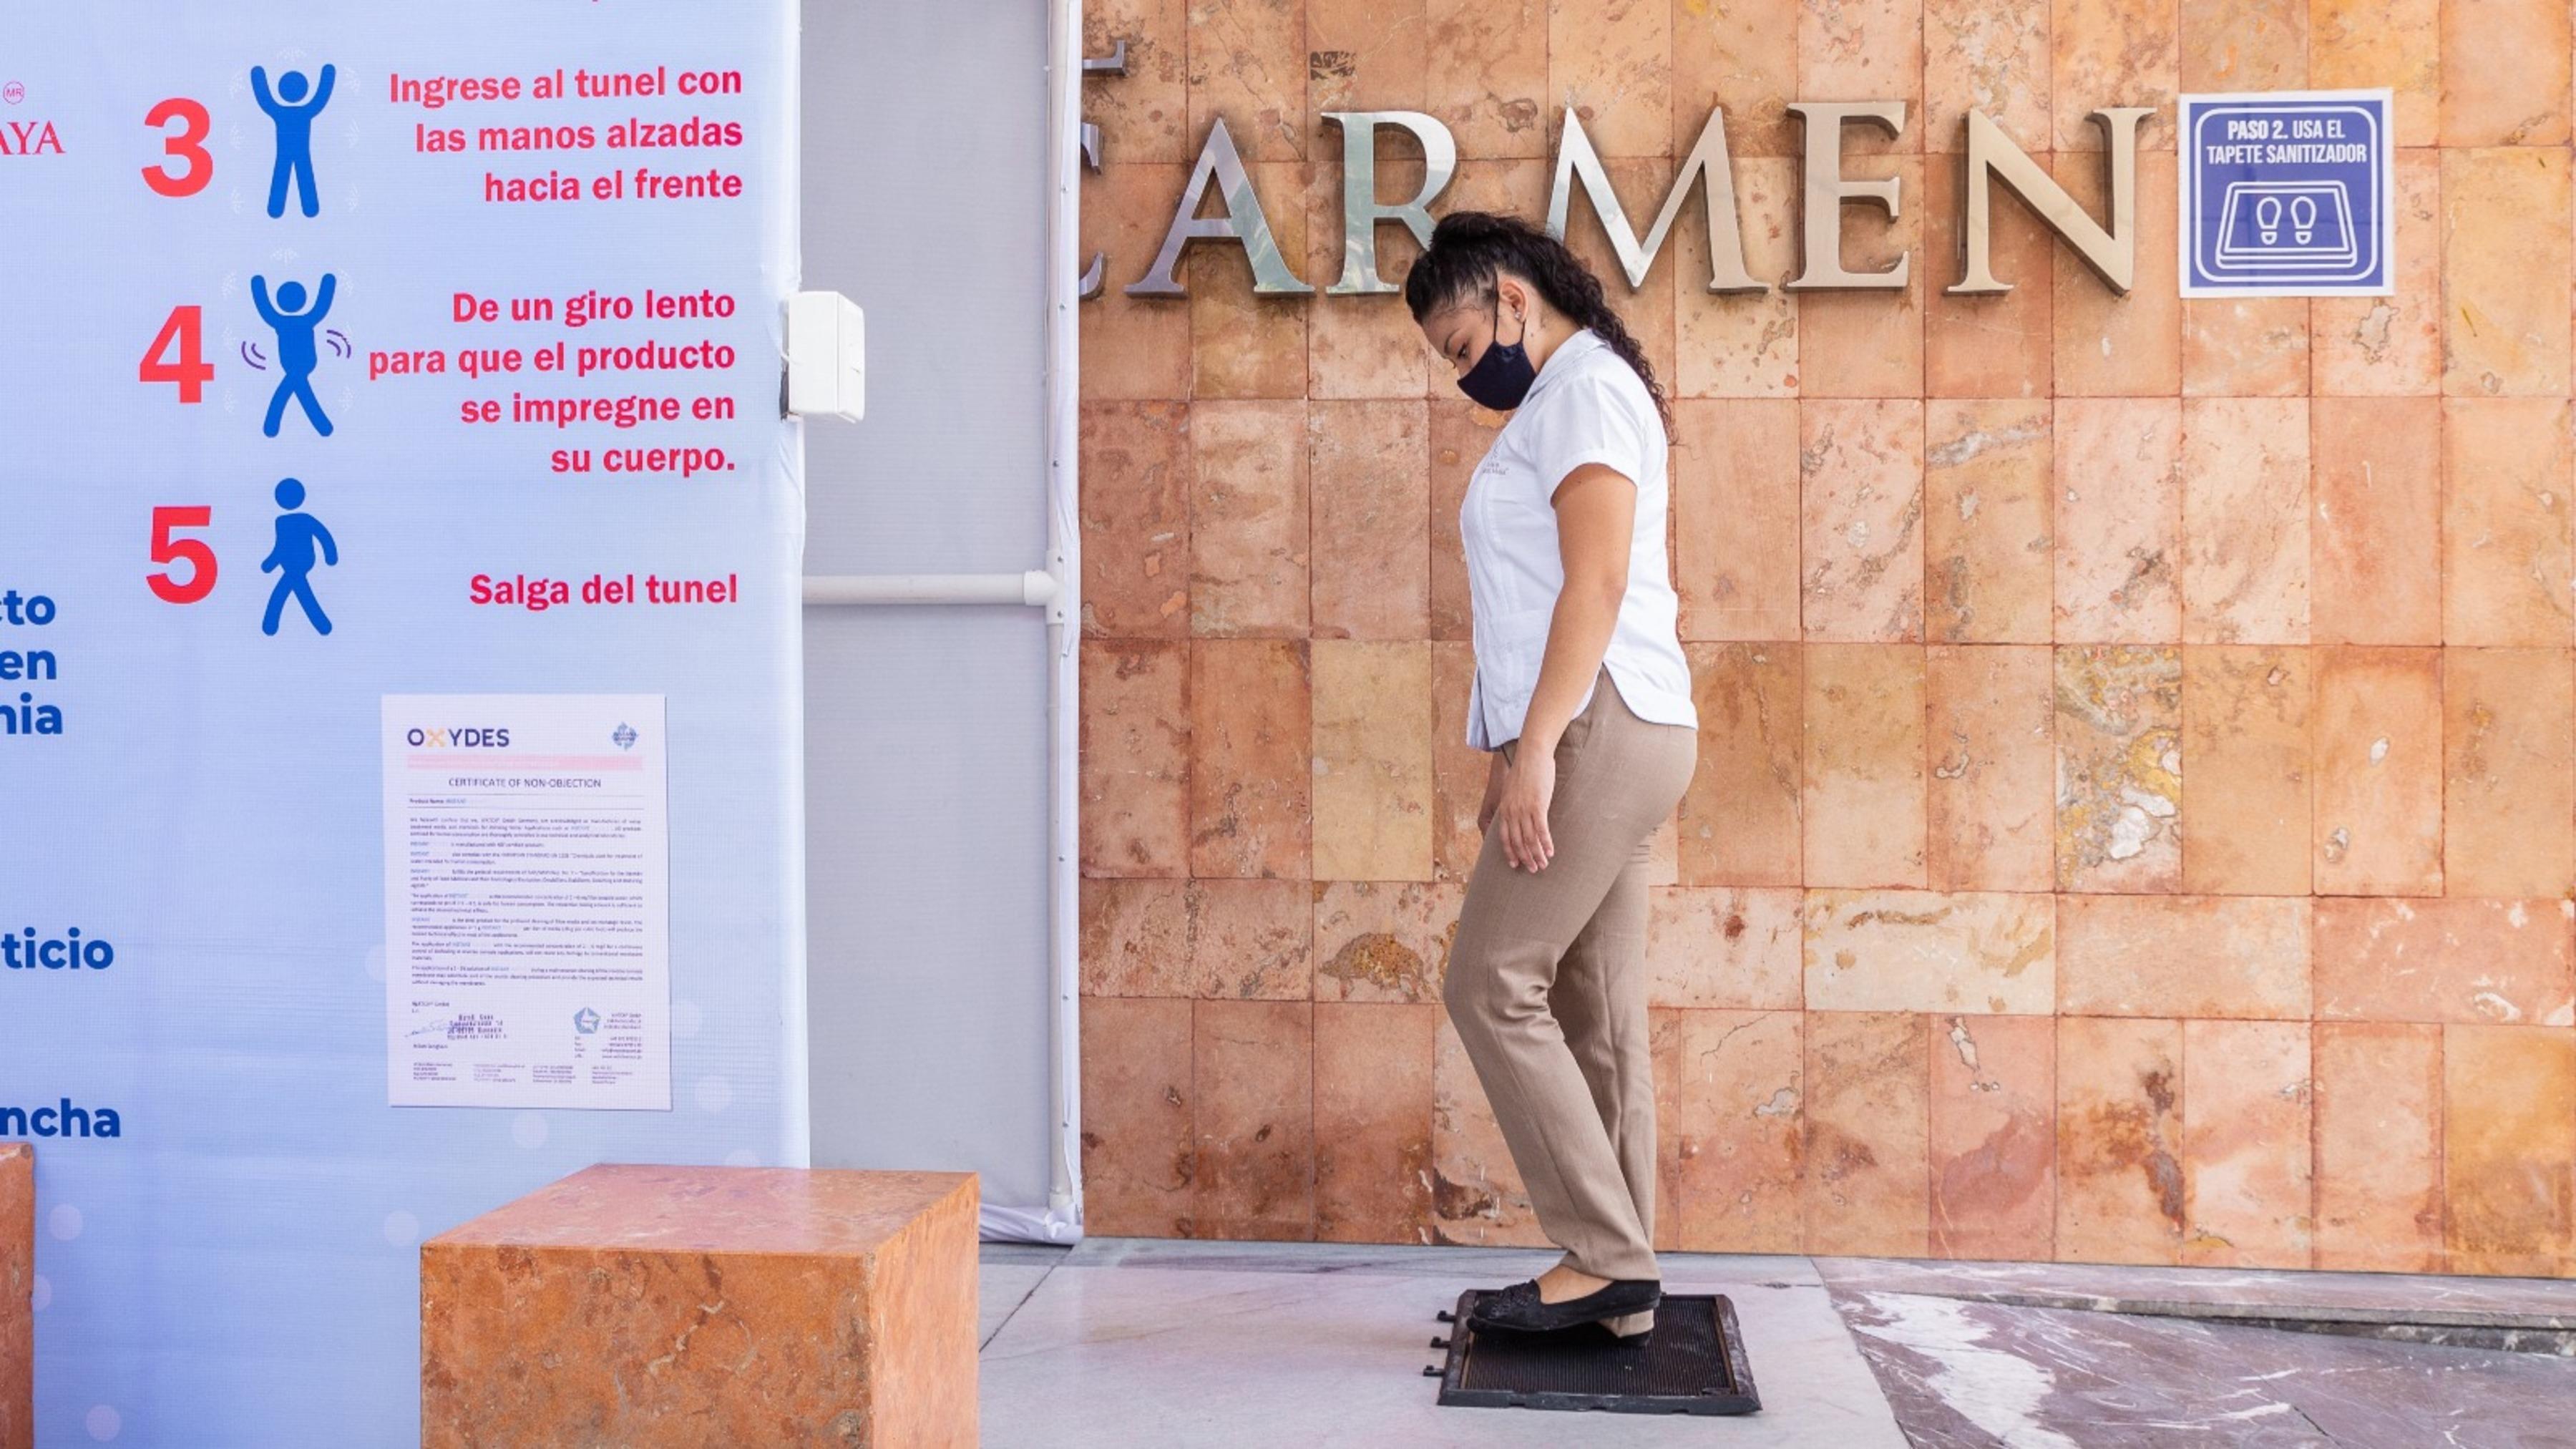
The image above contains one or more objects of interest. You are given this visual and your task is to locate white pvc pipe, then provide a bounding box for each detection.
[800,571,1058,607]
[1040,0,1088,1245]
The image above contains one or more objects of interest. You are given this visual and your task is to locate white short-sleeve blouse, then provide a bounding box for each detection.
[1459,328,1699,751]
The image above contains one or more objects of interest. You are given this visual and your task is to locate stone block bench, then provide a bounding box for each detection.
[421,1163,977,1446]
[1,1143,27,1448]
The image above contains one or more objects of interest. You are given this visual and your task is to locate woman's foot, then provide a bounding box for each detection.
[1467,1273,1661,1335]
[1538,1263,1609,1302]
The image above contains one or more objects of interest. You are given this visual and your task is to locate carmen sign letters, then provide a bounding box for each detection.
[1084,98,2155,302]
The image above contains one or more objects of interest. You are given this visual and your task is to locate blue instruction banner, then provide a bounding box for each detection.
[1,4,805,1443]
[2179,89,2394,297]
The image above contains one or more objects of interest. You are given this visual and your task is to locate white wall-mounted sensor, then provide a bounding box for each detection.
[785,291,866,421]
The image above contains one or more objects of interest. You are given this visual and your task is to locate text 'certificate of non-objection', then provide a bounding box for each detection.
[380,693,671,1109]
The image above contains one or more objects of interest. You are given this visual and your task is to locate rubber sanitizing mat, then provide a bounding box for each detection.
[1425,1289,1762,1416]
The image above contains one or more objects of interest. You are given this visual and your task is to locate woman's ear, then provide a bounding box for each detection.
[1503,273,1551,336]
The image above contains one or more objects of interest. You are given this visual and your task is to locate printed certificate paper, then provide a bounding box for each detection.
[381,694,671,1108]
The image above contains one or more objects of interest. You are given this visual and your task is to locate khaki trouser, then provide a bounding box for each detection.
[1444,665,1697,1333]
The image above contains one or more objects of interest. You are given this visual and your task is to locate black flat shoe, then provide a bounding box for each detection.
[1594,1305,1659,1345]
[1466,1277,1662,1335]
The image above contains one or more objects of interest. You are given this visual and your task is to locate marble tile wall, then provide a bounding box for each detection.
[1076,0,2576,1276]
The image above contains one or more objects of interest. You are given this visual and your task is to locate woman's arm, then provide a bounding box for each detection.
[1489,463,1634,870]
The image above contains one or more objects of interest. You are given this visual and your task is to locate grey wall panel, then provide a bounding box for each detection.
[801,0,1056,1213]
[803,0,1050,577]
[801,608,1053,1206]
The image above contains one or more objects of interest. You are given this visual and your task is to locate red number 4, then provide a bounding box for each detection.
[148,507,218,605]
[140,305,214,404]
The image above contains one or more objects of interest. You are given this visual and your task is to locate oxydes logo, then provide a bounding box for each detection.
[405,726,511,748]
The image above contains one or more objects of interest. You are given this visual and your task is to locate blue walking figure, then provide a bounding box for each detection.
[261,477,337,637]
[253,273,336,438]
[252,64,334,218]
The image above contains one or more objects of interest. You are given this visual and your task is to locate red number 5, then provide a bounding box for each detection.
[142,97,212,197]
[147,507,218,604]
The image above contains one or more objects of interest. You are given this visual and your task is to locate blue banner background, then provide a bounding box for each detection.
[0,4,804,1443]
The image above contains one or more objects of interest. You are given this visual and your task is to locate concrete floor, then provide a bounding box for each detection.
[975,1239,2576,1448]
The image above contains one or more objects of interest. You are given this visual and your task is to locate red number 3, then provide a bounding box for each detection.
[142,97,212,197]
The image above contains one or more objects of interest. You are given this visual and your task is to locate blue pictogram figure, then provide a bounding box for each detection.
[253,64,334,218]
[260,477,337,637]
[253,273,336,438]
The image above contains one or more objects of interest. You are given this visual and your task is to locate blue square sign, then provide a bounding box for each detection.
[2180,89,2394,297]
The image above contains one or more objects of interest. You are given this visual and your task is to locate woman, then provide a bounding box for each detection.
[1407,212,1699,1342]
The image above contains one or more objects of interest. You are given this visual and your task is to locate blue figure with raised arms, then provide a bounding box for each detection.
[253,63,335,218]
[261,478,338,638]
[253,273,336,438]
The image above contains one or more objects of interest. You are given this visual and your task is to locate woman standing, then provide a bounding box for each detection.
[1407,213,1700,1342]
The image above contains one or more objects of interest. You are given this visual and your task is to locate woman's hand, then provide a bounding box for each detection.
[1493,746,1558,871]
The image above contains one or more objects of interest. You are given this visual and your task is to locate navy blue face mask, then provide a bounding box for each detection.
[1455,294,1536,411]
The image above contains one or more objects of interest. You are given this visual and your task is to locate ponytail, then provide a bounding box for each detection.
[1402,210,1671,431]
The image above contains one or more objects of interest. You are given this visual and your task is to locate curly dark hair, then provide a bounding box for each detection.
[1402,210,1670,431]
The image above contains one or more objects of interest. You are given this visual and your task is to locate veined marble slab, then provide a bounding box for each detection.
[1835,1288,2576,1449]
